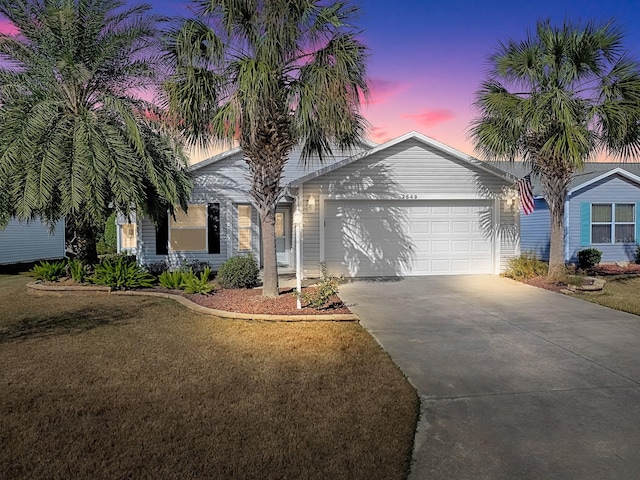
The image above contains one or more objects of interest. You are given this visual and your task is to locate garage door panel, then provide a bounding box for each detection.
[431,222,451,234]
[431,206,451,215]
[324,200,493,276]
[452,221,471,234]
[452,240,471,253]
[473,240,491,253]
[431,259,453,273]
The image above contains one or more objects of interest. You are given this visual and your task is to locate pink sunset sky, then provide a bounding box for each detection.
[2,0,639,160]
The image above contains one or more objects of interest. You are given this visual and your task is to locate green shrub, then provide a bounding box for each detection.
[503,253,548,280]
[217,255,259,289]
[96,241,116,256]
[30,260,67,281]
[102,212,117,251]
[296,263,343,310]
[92,255,154,290]
[67,259,88,283]
[146,261,170,278]
[577,248,602,269]
[158,270,185,289]
[181,267,214,294]
[180,259,211,277]
[635,246,640,264]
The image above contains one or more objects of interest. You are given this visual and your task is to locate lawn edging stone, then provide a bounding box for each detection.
[26,282,358,322]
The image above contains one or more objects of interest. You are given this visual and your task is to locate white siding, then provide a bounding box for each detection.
[0,218,65,265]
[324,199,494,276]
[138,144,366,268]
[300,138,517,277]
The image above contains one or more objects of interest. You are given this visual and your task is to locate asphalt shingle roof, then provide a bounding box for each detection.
[483,161,640,196]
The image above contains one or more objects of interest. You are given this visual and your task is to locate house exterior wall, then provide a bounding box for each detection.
[137,145,363,269]
[567,174,640,263]
[520,198,551,261]
[0,218,65,265]
[299,138,517,277]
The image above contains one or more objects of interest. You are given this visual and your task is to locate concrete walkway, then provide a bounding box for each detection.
[338,275,640,480]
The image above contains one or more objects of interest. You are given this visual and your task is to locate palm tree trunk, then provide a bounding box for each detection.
[242,108,294,297]
[549,209,565,275]
[539,166,572,276]
[261,211,279,297]
[67,213,99,265]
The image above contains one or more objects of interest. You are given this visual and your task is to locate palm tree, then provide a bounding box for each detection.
[163,0,369,297]
[0,0,192,264]
[470,20,640,275]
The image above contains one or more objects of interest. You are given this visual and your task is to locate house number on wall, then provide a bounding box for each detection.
[400,194,418,199]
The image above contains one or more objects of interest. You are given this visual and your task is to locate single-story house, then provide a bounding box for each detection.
[490,162,640,264]
[0,218,65,265]
[135,131,520,278]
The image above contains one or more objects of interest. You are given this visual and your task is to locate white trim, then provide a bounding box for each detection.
[564,198,570,262]
[290,131,516,187]
[116,221,122,254]
[319,193,327,263]
[189,147,242,172]
[493,197,501,274]
[299,184,304,279]
[568,167,640,195]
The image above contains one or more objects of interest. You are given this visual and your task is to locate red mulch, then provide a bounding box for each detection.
[589,263,640,275]
[522,276,566,293]
[182,286,351,316]
[523,263,640,294]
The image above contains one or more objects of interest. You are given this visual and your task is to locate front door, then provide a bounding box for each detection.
[275,208,290,266]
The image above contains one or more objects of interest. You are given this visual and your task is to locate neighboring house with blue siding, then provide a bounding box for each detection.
[0,218,65,265]
[136,131,520,278]
[519,197,550,260]
[488,162,640,264]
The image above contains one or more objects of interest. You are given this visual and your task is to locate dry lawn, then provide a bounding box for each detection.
[0,274,418,480]
[573,275,640,316]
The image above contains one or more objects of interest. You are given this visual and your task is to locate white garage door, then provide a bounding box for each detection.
[324,200,494,277]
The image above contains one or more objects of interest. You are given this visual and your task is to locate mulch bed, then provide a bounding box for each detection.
[589,263,640,275]
[522,276,566,293]
[523,263,640,294]
[33,281,352,316]
[165,286,351,316]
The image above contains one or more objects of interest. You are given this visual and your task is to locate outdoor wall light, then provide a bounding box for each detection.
[501,186,519,209]
[307,194,316,213]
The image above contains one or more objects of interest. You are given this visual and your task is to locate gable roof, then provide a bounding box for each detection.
[189,138,378,172]
[290,131,515,187]
[568,166,640,194]
[188,138,378,183]
[484,161,640,197]
[189,146,242,172]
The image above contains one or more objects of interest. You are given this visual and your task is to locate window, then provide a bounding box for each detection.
[121,223,137,249]
[170,205,207,251]
[591,203,635,244]
[275,212,284,237]
[238,205,252,250]
[165,204,220,253]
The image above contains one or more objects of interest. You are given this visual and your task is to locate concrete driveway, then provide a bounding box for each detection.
[338,275,640,480]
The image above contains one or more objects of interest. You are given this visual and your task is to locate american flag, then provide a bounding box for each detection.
[517,174,535,215]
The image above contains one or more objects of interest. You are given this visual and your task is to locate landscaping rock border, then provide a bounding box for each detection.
[26,282,359,322]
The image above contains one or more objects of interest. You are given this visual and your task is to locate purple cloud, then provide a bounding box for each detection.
[403,109,454,128]
[366,78,410,105]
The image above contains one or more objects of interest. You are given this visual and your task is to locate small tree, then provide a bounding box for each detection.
[0,0,192,264]
[163,0,369,296]
[471,20,640,275]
